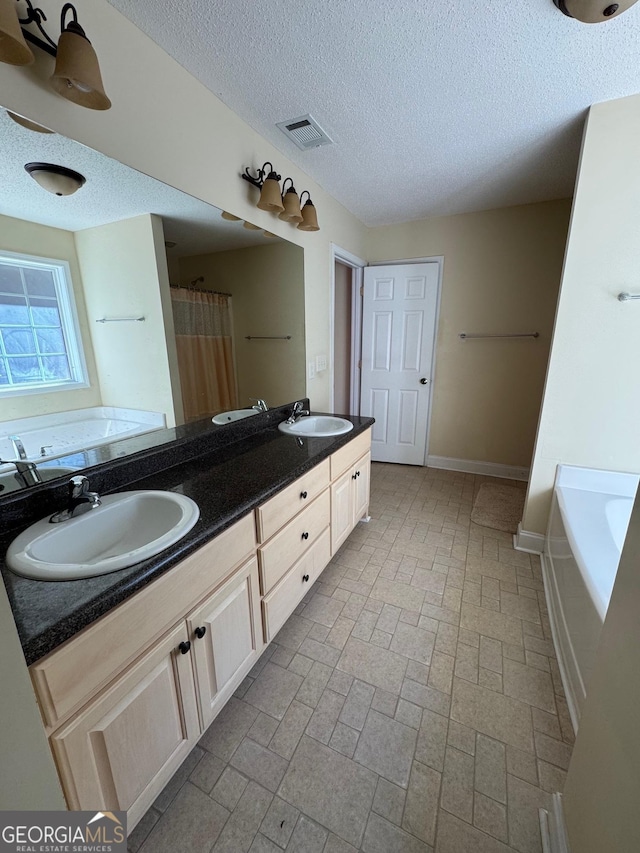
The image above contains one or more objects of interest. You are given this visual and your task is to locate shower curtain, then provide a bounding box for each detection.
[170,288,238,422]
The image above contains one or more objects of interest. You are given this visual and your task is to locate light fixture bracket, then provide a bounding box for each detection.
[16,0,81,57]
[241,162,281,190]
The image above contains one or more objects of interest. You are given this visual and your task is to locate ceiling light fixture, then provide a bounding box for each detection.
[553,0,638,22]
[0,1,110,109]
[242,161,320,232]
[7,110,53,133]
[24,161,86,196]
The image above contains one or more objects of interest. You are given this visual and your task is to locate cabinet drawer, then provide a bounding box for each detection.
[31,514,256,730]
[330,428,372,480]
[262,527,331,642]
[258,489,330,594]
[256,459,330,543]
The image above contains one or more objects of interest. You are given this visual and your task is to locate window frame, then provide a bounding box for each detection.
[0,250,89,398]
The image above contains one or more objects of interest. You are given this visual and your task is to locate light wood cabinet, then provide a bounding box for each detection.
[187,557,262,729]
[50,621,200,828]
[331,451,371,555]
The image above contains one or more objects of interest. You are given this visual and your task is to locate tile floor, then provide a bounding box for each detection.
[129,463,575,853]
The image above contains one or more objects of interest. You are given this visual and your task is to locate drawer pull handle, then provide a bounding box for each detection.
[302,531,309,540]
[178,641,191,655]
[195,626,207,639]
[303,574,310,582]
[300,490,308,499]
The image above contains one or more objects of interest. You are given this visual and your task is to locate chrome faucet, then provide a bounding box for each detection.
[250,398,269,412]
[50,475,102,523]
[0,456,42,488]
[285,400,310,425]
[9,435,27,460]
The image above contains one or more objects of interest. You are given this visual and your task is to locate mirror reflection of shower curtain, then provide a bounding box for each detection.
[170,288,238,422]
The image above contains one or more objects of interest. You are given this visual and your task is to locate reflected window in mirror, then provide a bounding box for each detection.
[0,251,87,396]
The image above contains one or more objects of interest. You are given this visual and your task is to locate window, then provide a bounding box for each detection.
[0,251,87,396]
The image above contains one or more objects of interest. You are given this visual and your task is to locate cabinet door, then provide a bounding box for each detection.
[331,469,353,555]
[353,452,371,524]
[187,557,263,729]
[51,622,199,827]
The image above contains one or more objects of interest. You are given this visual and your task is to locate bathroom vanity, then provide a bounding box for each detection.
[0,404,372,829]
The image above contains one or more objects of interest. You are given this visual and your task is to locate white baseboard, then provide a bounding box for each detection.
[427,455,529,481]
[513,522,545,554]
[540,793,571,853]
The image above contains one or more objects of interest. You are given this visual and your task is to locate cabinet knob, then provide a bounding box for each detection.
[178,640,191,655]
[303,574,310,582]
[352,473,358,480]
[194,626,207,639]
[302,531,309,540]
[356,470,360,477]
[300,490,308,499]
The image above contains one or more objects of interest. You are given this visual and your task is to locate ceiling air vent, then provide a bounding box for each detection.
[276,115,333,151]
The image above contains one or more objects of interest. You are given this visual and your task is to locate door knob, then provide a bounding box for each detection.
[420,377,429,385]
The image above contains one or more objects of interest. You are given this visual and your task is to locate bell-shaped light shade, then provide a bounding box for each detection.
[243,220,261,230]
[558,0,638,22]
[221,210,241,221]
[7,111,54,133]
[25,162,86,196]
[297,198,320,232]
[257,172,284,212]
[51,23,111,111]
[0,0,34,65]
[279,188,303,222]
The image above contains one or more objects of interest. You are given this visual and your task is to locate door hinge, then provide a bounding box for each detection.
[360,285,364,297]
[358,359,362,370]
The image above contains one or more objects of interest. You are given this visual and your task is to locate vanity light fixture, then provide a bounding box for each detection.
[242,162,285,213]
[221,210,241,221]
[242,220,261,230]
[242,161,320,232]
[297,191,320,232]
[0,1,111,110]
[24,161,86,196]
[553,0,639,21]
[278,178,303,223]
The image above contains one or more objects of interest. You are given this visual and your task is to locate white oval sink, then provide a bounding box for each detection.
[0,466,79,495]
[212,408,259,425]
[6,490,200,581]
[278,416,354,438]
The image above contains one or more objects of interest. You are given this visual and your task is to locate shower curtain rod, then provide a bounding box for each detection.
[170,283,232,297]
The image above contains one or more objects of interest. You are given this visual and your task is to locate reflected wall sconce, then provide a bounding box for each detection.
[24,161,85,195]
[242,161,320,232]
[0,1,111,110]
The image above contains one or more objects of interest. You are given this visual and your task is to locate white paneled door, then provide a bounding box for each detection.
[360,263,439,464]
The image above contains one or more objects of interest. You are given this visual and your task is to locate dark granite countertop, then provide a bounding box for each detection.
[1,407,373,666]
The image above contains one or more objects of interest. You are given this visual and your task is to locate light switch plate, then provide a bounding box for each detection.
[316,354,327,372]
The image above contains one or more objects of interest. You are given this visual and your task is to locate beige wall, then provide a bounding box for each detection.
[561,493,640,851]
[179,242,305,408]
[0,214,101,421]
[75,214,178,425]
[0,0,368,412]
[367,200,571,468]
[523,94,640,535]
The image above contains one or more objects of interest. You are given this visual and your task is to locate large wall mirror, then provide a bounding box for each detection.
[0,108,305,494]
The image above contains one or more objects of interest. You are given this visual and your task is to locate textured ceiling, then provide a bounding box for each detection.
[0,110,277,256]
[107,0,640,226]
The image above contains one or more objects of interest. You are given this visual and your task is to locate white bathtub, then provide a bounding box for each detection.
[0,407,165,465]
[544,465,638,731]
